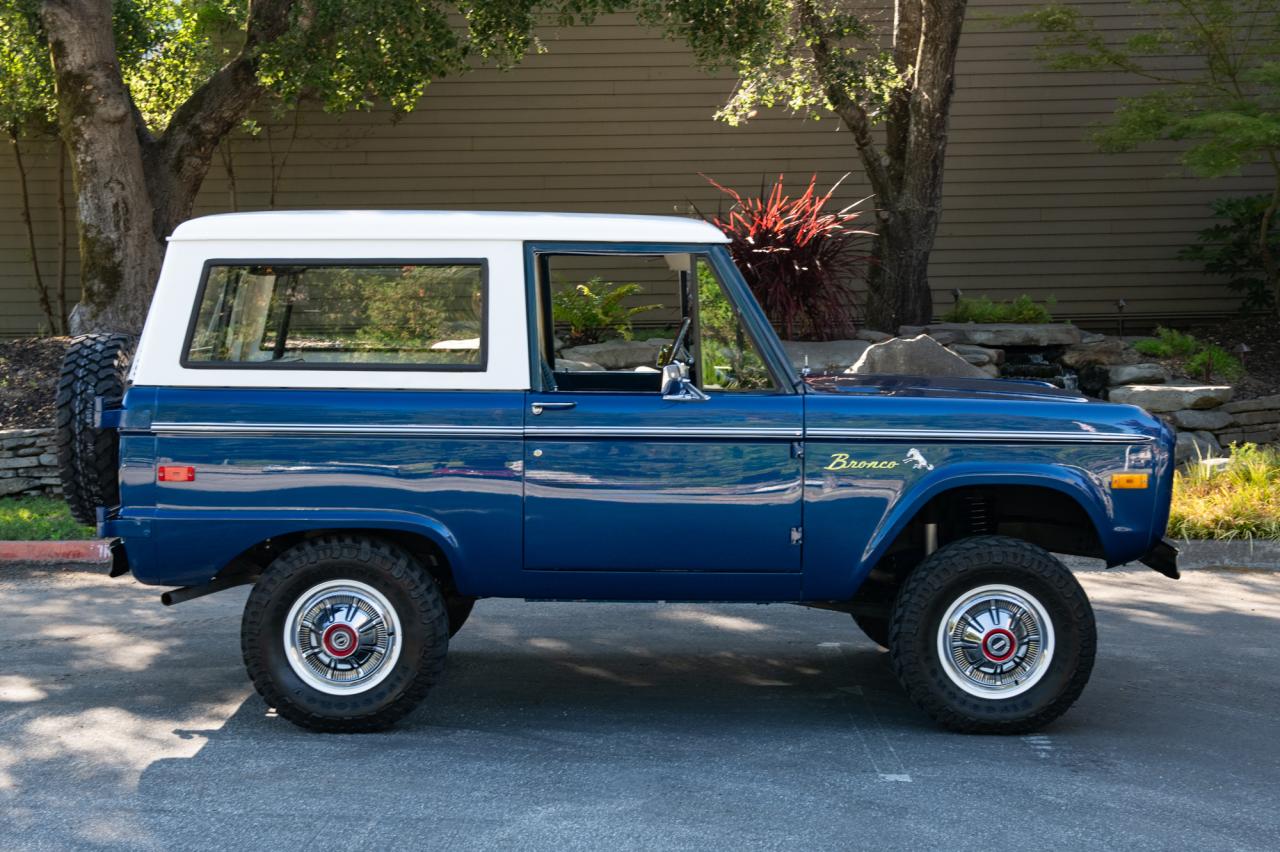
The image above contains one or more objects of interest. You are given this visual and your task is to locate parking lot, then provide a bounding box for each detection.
[1,560,1277,851]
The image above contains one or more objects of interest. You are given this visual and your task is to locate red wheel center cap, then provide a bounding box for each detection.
[322,624,359,659]
[982,628,1017,663]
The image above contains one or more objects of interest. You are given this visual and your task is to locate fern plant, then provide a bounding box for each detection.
[552,278,661,347]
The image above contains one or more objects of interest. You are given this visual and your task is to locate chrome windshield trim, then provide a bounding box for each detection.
[805,428,1154,444]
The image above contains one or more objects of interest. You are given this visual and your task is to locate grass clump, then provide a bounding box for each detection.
[1133,327,1243,382]
[943,294,1054,324]
[1169,443,1280,540]
[0,496,95,540]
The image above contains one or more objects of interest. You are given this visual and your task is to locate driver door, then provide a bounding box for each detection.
[522,249,803,575]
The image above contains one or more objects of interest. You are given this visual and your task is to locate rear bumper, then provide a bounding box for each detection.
[1140,539,1180,580]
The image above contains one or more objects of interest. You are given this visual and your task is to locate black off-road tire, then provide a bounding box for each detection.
[888,536,1096,734]
[852,614,890,649]
[446,596,476,638]
[55,333,134,524]
[241,535,450,733]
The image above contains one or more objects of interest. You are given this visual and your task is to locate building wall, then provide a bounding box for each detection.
[0,1,1267,337]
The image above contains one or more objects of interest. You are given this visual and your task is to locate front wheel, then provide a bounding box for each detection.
[241,536,449,732]
[888,536,1096,734]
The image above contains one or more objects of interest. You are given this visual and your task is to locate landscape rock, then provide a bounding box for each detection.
[1109,383,1233,412]
[781,339,870,372]
[949,344,1004,367]
[854,329,893,343]
[847,334,989,379]
[1228,409,1280,427]
[0,477,35,497]
[559,338,665,370]
[1175,431,1221,464]
[555,358,605,372]
[1168,409,1234,431]
[1221,394,1280,415]
[1108,363,1167,386]
[899,323,1083,348]
[1062,337,1132,369]
[1216,427,1279,446]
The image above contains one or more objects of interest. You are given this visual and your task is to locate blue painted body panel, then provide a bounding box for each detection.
[106,244,1177,600]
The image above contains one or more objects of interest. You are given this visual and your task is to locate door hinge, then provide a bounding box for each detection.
[790,526,803,545]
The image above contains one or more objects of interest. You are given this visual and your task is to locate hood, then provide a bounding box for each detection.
[803,373,1091,404]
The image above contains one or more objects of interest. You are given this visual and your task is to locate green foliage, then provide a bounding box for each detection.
[1134,326,1201,358]
[1187,343,1245,381]
[942,294,1054,324]
[0,0,54,135]
[1171,443,1280,540]
[1180,194,1280,311]
[552,278,662,346]
[696,260,771,389]
[1010,0,1280,313]
[0,496,95,540]
[637,1,904,128]
[1132,326,1244,381]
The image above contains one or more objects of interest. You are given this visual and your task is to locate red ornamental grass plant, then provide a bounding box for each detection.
[700,173,873,341]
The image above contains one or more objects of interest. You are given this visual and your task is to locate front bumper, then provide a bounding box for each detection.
[1140,539,1180,580]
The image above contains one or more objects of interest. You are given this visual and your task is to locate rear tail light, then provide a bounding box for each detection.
[158,465,195,482]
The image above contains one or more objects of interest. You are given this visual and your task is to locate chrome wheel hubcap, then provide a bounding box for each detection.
[936,584,1055,698]
[284,580,402,695]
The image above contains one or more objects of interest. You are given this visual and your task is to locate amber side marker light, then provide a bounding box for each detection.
[158,465,196,482]
[1110,473,1149,490]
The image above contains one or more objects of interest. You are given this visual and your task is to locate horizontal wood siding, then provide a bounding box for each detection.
[0,1,1269,337]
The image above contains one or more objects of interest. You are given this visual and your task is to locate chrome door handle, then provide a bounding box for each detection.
[531,401,577,415]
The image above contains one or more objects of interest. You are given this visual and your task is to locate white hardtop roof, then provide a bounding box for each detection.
[170,210,729,244]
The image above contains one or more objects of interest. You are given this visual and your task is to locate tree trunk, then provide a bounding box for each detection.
[56,140,69,329]
[866,209,938,332]
[42,0,163,334]
[40,0,291,334]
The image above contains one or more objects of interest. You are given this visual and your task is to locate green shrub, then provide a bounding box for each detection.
[552,278,662,346]
[1179,195,1278,312]
[942,294,1054,324]
[1133,326,1200,358]
[1187,344,1245,382]
[0,497,95,540]
[1170,444,1280,540]
[1132,327,1243,382]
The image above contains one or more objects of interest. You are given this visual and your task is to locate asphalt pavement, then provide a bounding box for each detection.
[1,560,1277,851]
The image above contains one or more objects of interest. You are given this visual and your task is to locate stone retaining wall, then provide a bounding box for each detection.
[0,429,60,498]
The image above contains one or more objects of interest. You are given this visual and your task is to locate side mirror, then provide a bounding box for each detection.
[661,363,709,402]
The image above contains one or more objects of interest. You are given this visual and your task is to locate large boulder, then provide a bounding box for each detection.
[1061,337,1132,369]
[1108,363,1168,386]
[847,334,989,379]
[559,338,666,370]
[1221,394,1280,415]
[781,340,870,373]
[1109,383,1233,412]
[899,323,1083,347]
[1175,430,1222,464]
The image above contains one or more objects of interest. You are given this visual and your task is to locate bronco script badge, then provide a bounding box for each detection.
[824,448,935,472]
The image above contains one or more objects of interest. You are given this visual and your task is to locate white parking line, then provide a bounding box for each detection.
[820,642,913,782]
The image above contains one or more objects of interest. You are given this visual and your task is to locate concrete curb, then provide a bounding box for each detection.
[0,540,110,563]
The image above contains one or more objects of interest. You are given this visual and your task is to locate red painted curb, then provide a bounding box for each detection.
[0,540,110,562]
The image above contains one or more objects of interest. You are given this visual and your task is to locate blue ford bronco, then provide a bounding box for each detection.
[55,211,1178,733]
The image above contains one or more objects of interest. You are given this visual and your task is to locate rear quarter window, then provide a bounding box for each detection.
[183,260,487,370]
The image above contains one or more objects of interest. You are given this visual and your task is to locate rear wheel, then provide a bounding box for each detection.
[888,535,1095,734]
[241,535,449,732]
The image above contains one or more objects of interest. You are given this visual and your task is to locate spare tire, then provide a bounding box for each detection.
[55,334,134,525]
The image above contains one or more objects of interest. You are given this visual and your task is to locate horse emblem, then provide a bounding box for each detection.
[903,448,934,471]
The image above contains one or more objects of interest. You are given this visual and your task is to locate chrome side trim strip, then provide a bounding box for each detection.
[524,426,802,439]
[805,428,1154,444]
[149,422,524,438]
[149,422,1151,444]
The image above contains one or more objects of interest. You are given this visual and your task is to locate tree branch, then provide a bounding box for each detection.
[798,0,895,204]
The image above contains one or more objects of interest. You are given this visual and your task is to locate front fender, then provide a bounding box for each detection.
[854,462,1114,589]
[106,507,465,588]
